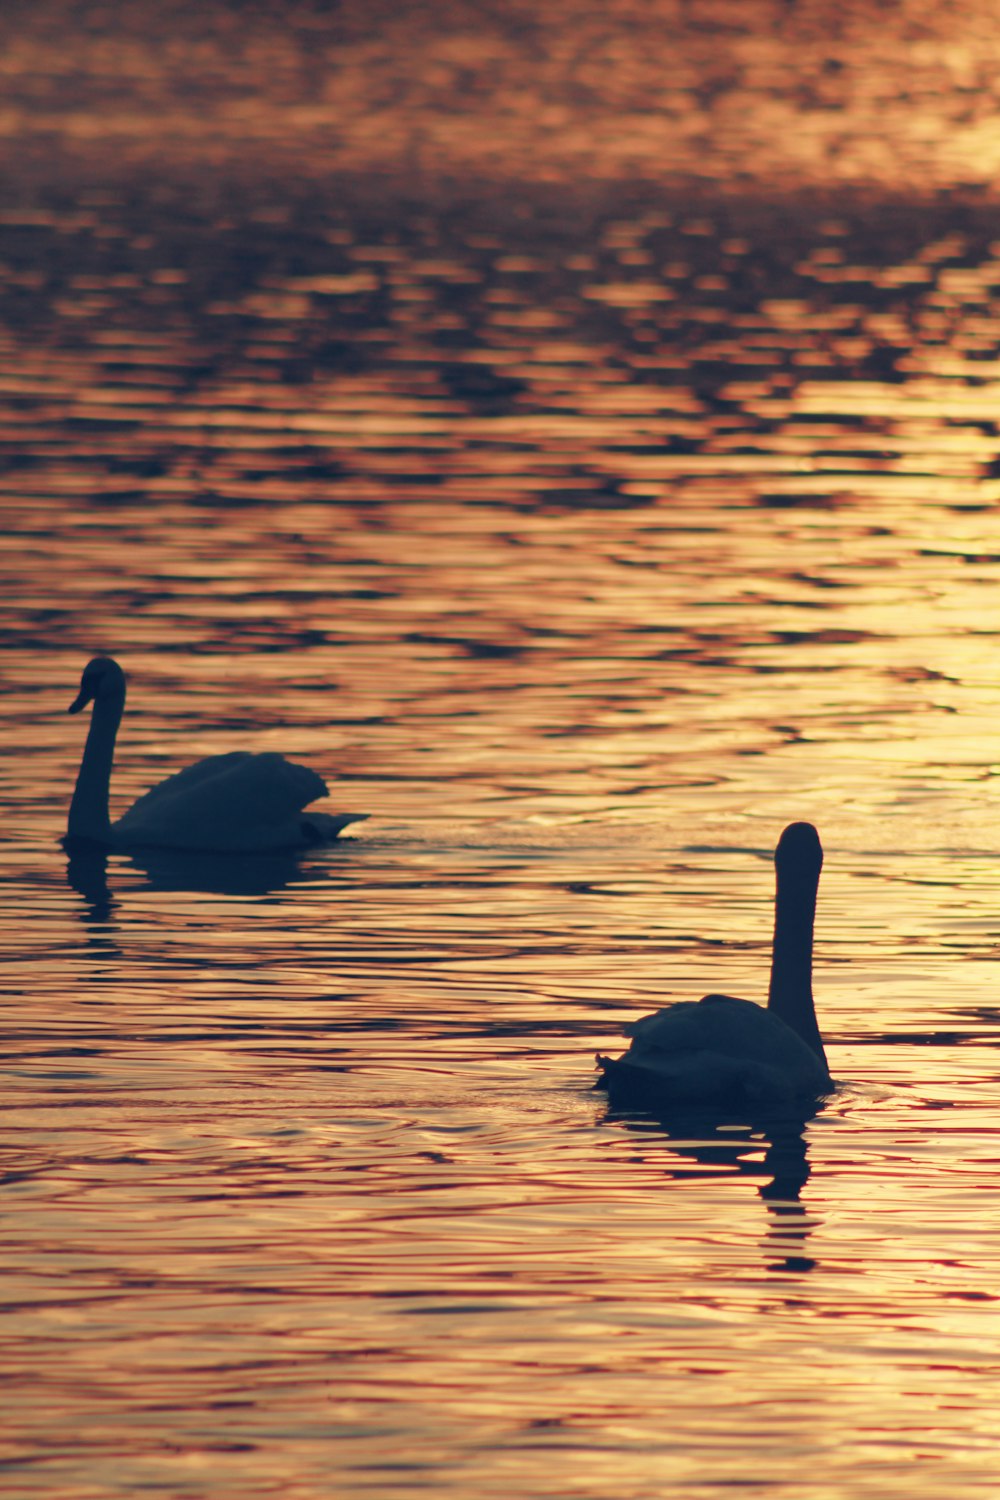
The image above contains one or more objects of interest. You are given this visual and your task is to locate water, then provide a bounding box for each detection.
[5,3,1000,1496]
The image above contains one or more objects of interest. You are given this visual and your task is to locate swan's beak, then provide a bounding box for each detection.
[68,683,95,714]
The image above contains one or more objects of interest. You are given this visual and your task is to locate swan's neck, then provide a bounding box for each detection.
[67,695,123,845]
[767,867,827,1069]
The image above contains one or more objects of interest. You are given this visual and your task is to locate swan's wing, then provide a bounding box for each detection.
[116,752,330,848]
[118,752,265,819]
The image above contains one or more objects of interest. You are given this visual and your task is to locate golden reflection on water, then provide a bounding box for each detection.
[6,9,1000,1494]
[7,0,1000,197]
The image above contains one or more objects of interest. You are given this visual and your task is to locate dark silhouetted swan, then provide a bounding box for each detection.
[598,823,831,1112]
[65,656,366,853]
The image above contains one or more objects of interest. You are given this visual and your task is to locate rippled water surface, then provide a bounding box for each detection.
[6,3,1000,1496]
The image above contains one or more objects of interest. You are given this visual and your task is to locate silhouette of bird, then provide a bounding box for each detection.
[65,656,365,853]
[598,823,831,1111]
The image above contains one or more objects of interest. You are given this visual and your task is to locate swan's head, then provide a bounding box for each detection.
[68,656,127,715]
[775,821,823,878]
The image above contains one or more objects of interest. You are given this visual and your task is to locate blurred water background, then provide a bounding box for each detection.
[5,2,1000,1495]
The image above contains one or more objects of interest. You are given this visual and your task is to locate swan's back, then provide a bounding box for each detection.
[599,994,831,1111]
[114,751,332,851]
[624,995,822,1072]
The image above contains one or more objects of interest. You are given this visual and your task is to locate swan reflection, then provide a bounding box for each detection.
[126,846,320,896]
[65,843,350,901]
[65,847,116,924]
[602,1102,819,1270]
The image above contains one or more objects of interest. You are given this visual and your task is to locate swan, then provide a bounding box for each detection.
[597,822,832,1112]
[64,656,366,853]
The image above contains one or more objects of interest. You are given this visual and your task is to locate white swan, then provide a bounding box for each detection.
[65,656,366,853]
[597,822,832,1111]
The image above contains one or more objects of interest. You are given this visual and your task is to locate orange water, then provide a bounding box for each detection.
[5,5,1000,1497]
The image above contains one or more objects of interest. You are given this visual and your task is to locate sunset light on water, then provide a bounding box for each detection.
[5,2,1000,1496]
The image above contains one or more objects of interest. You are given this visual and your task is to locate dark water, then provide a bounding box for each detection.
[5,3,1000,1496]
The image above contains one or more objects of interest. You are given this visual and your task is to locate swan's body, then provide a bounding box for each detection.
[65,656,365,853]
[598,823,831,1111]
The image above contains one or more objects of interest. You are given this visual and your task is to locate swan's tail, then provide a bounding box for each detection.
[301,812,369,843]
